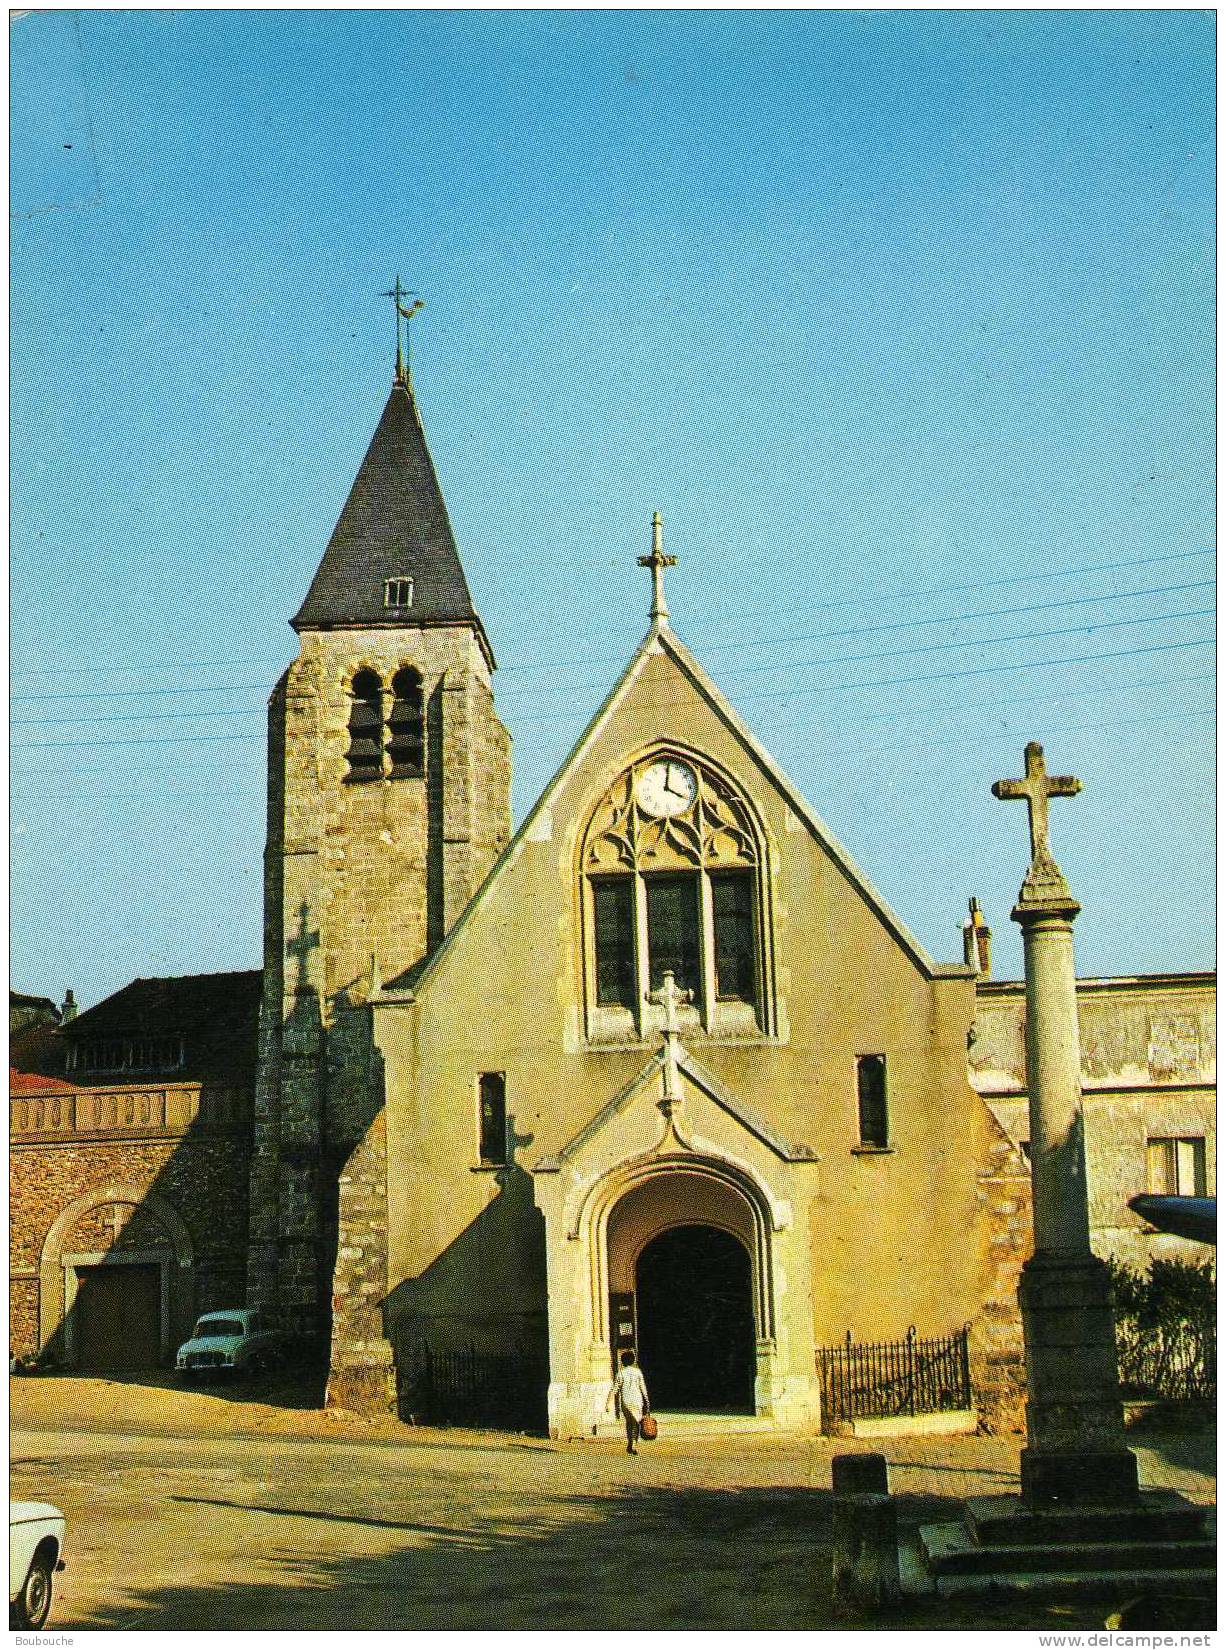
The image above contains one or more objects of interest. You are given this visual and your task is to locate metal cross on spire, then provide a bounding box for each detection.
[992,741,1082,884]
[380,275,425,384]
[637,511,676,624]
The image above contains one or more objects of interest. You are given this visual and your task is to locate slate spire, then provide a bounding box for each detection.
[292,375,492,663]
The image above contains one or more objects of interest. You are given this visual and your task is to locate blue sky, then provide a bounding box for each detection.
[11,9,1215,1007]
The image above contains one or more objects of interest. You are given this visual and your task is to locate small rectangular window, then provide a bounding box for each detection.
[593,878,636,1008]
[479,1072,507,1165]
[384,577,414,608]
[1146,1136,1206,1197]
[645,873,701,997]
[856,1054,889,1148]
[711,871,756,1002]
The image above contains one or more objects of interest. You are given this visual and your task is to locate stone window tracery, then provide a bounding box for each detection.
[581,752,772,1039]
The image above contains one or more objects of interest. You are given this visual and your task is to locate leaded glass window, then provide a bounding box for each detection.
[856,1055,889,1148]
[593,878,636,1008]
[645,874,701,997]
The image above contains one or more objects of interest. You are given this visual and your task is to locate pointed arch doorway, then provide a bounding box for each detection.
[606,1169,760,1416]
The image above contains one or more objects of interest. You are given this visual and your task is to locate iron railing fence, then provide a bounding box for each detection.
[817,1324,972,1425]
[1116,1317,1216,1402]
[399,1343,549,1431]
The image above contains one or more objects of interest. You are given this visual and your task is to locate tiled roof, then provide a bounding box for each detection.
[10,991,59,1013]
[9,1067,75,1094]
[15,969,264,1087]
[63,969,262,1039]
[292,377,491,660]
[8,1022,67,1078]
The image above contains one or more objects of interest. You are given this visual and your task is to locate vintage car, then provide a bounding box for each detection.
[9,1503,65,1629]
[175,1307,285,1379]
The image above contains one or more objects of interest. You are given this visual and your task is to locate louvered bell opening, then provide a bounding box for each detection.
[347,671,384,782]
[388,668,424,779]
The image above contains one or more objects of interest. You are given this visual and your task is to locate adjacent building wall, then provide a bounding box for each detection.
[10,1079,252,1363]
[971,974,1216,1272]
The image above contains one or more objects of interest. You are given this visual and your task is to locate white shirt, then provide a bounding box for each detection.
[610,1364,650,1420]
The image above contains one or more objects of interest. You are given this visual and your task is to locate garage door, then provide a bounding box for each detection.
[74,1264,162,1369]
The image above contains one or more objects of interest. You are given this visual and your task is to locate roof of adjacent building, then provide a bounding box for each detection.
[10,991,60,1013]
[9,1066,75,1094]
[10,969,263,1088]
[292,375,492,661]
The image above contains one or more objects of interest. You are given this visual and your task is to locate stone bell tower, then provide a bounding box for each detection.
[247,353,511,1339]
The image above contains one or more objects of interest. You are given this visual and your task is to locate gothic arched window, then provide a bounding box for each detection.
[388,667,425,778]
[346,669,384,781]
[581,752,773,1041]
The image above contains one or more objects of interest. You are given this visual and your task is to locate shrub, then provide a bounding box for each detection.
[1106,1255,1216,1401]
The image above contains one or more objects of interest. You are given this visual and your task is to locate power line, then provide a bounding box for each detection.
[496,579,1216,685]
[810,706,1216,764]
[10,545,1213,684]
[14,636,1214,750]
[12,671,1213,779]
[510,636,1216,723]
[10,707,1213,803]
[501,605,1216,709]
[26,575,1207,709]
[12,683,271,705]
[12,706,267,730]
[10,654,288,682]
[12,604,1212,729]
[731,605,1215,681]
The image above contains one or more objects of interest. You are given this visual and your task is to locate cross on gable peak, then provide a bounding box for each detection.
[637,511,677,625]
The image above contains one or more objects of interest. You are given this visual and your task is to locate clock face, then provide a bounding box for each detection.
[635,759,698,818]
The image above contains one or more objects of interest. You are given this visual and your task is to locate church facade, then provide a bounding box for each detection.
[10,361,1214,1434]
[241,364,1038,1434]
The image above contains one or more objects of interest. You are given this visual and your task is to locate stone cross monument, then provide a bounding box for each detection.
[992,741,1138,1509]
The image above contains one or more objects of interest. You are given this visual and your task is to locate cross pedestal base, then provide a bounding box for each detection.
[1020,1447,1139,1511]
[1018,1248,1138,1510]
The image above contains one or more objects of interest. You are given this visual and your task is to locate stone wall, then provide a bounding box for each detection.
[971,973,1216,1271]
[325,1110,396,1414]
[970,1107,1032,1432]
[10,1086,252,1362]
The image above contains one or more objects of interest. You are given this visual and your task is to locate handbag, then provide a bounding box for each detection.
[639,1413,658,1441]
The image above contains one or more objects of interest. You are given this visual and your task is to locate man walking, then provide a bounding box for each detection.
[609,1349,650,1454]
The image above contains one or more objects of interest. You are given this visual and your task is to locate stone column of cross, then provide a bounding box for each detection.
[992,740,1137,1511]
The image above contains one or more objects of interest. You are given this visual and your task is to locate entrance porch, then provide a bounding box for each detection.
[530,1043,824,1438]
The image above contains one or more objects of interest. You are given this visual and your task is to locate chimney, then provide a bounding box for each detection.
[962,898,991,978]
[60,988,77,1024]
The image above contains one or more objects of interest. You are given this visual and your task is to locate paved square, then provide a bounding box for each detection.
[10,1376,1215,1632]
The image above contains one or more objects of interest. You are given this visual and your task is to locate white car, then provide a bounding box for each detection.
[9,1503,65,1629]
[175,1307,285,1379]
